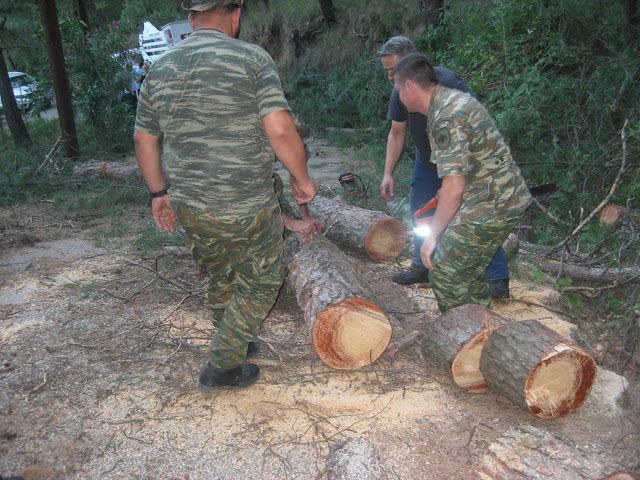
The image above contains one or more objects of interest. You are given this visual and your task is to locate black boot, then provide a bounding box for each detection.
[488,278,510,299]
[247,339,260,359]
[196,362,260,392]
[392,264,429,285]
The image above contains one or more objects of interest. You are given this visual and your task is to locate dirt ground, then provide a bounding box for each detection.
[1,140,638,479]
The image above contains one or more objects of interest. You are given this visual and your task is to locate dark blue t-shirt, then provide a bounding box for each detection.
[388,66,473,166]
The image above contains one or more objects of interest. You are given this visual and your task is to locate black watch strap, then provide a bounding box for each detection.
[150,188,168,198]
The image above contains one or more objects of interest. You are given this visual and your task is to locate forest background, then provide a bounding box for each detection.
[0,0,639,371]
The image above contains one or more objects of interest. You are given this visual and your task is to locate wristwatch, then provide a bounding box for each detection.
[150,188,168,198]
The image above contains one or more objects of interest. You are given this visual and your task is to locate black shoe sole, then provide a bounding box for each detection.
[196,373,259,393]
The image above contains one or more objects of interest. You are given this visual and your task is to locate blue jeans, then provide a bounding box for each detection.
[410,160,509,282]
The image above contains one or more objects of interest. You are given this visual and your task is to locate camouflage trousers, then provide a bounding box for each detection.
[429,219,519,313]
[175,202,286,370]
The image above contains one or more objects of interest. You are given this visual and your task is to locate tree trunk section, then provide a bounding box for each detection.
[73,160,140,179]
[318,0,336,24]
[326,436,382,480]
[0,42,31,146]
[418,0,444,28]
[38,0,80,160]
[421,304,511,392]
[478,424,611,479]
[306,195,406,262]
[284,234,392,370]
[480,320,596,419]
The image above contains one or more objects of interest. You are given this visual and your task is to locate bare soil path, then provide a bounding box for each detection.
[0,139,638,479]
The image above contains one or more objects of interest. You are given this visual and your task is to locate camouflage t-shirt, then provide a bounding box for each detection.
[427,85,532,225]
[135,30,290,217]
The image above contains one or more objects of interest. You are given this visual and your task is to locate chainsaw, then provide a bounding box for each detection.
[413,196,437,237]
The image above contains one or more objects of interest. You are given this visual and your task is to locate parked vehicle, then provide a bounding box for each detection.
[0,72,37,110]
[138,20,193,63]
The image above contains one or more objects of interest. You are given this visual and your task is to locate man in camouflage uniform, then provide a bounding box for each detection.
[391,53,532,313]
[134,0,317,391]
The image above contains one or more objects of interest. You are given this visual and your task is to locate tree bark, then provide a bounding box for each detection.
[0,41,31,146]
[284,234,392,370]
[318,0,336,24]
[418,0,444,29]
[77,0,90,32]
[73,160,140,179]
[306,195,407,261]
[38,0,80,160]
[480,320,596,419]
[421,304,511,392]
[326,436,382,480]
[478,424,611,480]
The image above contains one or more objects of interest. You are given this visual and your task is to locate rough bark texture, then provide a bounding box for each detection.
[326,436,382,480]
[306,195,406,261]
[73,160,140,180]
[0,42,31,145]
[480,320,597,419]
[421,304,511,392]
[284,234,392,369]
[478,424,611,480]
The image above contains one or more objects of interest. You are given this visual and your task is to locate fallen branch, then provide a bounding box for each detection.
[554,119,630,251]
[37,136,61,172]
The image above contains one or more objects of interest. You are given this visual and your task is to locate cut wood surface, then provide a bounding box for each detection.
[73,160,140,179]
[284,234,392,369]
[326,436,382,480]
[480,319,597,419]
[306,195,406,261]
[421,304,511,392]
[478,424,611,480]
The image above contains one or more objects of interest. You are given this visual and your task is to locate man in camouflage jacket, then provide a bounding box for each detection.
[392,53,532,313]
[134,0,317,391]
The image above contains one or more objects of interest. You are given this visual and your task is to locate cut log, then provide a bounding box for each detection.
[73,160,140,179]
[478,424,610,479]
[306,195,406,261]
[420,304,511,392]
[284,234,392,369]
[326,436,382,480]
[480,319,597,419]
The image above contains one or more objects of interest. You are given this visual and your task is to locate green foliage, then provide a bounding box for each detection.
[528,267,547,284]
[133,224,185,254]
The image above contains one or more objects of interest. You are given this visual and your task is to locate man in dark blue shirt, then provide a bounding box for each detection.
[378,36,510,298]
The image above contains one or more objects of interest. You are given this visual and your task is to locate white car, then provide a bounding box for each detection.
[0,72,37,110]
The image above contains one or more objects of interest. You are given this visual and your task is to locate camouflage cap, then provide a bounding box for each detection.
[181,0,244,12]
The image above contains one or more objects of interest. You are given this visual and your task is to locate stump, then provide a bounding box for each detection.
[326,436,382,480]
[306,195,406,261]
[284,234,392,369]
[480,319,596,418]
[421,304,511,392]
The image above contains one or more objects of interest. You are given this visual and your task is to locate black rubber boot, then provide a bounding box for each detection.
[247,339,260,359]
[488,278,510,299]
[392,264,429,285]
[196,362,260,393]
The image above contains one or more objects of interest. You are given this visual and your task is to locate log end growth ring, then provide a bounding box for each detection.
[525,344,597,419]
[312,297,392,369]
[364,218,407,262]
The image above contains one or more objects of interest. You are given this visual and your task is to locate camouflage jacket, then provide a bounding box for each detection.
[135,30,290,217]
[427,85,532,225]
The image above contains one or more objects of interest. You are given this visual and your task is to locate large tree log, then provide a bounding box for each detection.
[421,304,511,392]
[284,234,392,369]
[306,195,407,262]
[326,436,382,480]
[73,160,140,180]
[480,319,596,419]
[478,424,612,480]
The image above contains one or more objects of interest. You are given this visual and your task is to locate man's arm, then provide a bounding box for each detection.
[134,129,177,233]
[420,174,466,270]
[263,110,317,204]
[380,120,407,202]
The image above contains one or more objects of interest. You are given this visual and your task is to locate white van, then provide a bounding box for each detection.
[0,72,37,110]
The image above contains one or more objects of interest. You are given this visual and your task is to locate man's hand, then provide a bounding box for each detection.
[152,196,177,232]
[420,234,438,270]
[290,177,318,205]
[380,173,395,202]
